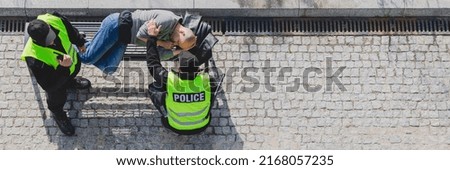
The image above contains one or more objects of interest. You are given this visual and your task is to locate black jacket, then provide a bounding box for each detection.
[25,12,85,92]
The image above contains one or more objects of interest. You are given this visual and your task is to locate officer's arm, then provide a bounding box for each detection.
[52,12,86,48]
[146,36,168,84]
[25,57,71,93]
[209,76,218,94]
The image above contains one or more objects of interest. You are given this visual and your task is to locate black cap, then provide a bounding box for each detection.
[28,19,56,46]
[178,51,199,73]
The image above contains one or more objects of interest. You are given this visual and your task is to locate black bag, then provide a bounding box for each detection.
[182,12,218,65]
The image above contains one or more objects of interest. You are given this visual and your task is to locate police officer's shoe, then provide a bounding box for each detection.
[51,112,75,136]
[70,77,91,90]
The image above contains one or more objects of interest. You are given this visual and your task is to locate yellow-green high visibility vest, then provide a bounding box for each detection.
[166,72,211,131]
[21,13,78,74]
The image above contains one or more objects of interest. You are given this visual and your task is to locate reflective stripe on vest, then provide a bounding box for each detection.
[168,106,208,117]
[21,13,78,74]
[166,72,211,130]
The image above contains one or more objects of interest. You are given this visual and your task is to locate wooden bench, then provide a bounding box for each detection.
[71,21,147,60]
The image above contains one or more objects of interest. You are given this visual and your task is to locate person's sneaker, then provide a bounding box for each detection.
[71,77,91,89]
[51,112,75,136]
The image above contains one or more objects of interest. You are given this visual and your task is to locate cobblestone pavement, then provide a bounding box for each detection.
[1,33,449,149]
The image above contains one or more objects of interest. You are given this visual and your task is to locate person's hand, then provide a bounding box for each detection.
[58,54,72,67]
[157,40,174,49]
[78,45,86,53]
[147,19,161,37]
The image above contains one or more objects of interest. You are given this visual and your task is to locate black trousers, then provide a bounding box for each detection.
[46,87,68,114]
[46,77,80,115]
[46,63,80,115]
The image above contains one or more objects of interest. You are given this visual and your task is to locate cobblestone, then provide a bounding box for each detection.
[1,34,450,149]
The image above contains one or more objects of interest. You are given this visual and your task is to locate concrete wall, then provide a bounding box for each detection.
[1,0,450,17]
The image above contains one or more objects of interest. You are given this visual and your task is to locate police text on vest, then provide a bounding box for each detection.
[173,92,206,103]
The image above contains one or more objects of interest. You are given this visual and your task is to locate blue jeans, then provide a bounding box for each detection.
[79,13,126,74]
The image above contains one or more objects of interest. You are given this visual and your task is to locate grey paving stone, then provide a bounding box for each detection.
[3,33,450,150]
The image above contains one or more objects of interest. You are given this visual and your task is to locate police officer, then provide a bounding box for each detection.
[146,20,218,135]
[22,12,91,136]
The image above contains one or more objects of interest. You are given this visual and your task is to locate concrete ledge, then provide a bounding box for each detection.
[0,0,449,17]
[0,0,25,16]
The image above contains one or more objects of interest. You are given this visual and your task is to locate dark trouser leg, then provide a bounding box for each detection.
[46,88,67,115]
[46,86,75,136]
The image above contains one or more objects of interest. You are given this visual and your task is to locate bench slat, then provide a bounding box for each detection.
[72,22,147,58]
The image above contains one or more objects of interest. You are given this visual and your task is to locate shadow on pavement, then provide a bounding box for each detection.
[40,85,243,150]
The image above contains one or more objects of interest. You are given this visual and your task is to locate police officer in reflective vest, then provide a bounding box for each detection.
[22,12,91,136]
[145,20,218,135]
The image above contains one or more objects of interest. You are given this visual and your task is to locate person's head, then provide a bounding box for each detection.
[172,24,197,51]
[178,51,200,73]
[27,19,56,46]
